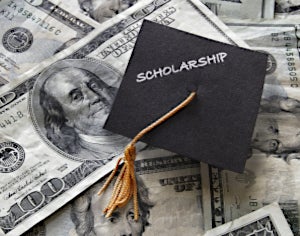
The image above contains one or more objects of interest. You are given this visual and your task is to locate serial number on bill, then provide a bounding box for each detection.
[3,1,62,35]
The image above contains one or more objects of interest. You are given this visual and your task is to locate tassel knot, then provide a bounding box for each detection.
[124,144,136,162]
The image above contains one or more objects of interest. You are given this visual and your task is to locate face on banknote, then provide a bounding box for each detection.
[0,0,248,235]
[0,0,98,84]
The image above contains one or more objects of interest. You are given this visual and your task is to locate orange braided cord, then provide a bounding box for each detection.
[98,91,196,221]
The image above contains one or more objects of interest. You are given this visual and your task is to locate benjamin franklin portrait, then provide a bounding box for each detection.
[30,59,129,161]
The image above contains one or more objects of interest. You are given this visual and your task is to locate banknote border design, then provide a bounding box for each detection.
[135,155,201,174]
[204,202,295,236]
[208,166,225,228]
[217,215,277,235]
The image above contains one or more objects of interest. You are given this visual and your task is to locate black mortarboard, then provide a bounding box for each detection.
[104,20,267,173]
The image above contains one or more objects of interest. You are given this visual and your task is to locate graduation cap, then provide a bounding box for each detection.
[104,20,267,173]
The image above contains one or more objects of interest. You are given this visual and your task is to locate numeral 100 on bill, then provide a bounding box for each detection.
[1,178,64,229]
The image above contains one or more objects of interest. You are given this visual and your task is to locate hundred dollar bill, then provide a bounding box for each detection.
[201,0,274,19]
[0,0,98,85]
[204,202,293,236]
[202,20,300,236]
[0,0,248,235]
[23,149,204,236]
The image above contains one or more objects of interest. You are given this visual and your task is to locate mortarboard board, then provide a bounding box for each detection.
[104,20,267,173]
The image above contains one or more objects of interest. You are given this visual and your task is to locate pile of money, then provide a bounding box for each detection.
[0,0,299,235]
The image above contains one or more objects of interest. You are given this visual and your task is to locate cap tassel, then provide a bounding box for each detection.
[98,91,196,221]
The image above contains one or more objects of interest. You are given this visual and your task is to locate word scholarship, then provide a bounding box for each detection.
[136,52,227,83]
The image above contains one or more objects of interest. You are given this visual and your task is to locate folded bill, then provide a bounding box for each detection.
[23,149,204,236]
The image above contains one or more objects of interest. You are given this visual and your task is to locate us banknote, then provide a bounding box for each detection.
[0,0,99,85]
[22,149,204,236]
[204,202,293,235]
[201,0,275,19]
[202,19,300,236]
[0,0,249,235]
